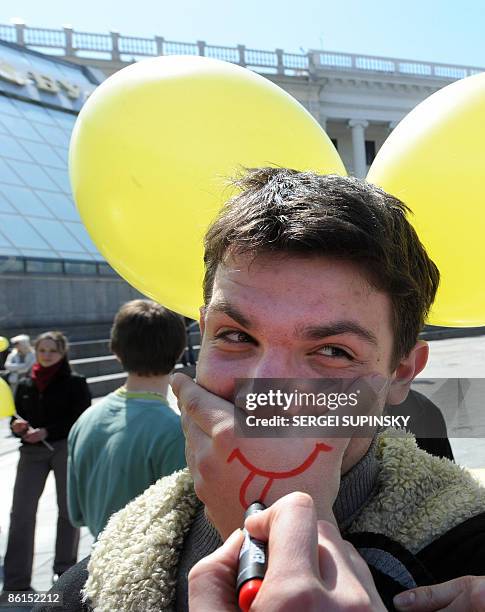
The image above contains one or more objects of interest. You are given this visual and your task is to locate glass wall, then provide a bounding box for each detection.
[0,95,102,262]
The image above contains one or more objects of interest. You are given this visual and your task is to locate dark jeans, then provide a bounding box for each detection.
[3,439,80,590]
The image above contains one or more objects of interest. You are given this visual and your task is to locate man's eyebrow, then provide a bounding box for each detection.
[208,300,252,329]
[298,321,378,346]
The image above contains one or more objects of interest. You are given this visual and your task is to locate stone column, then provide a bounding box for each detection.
[307,98,325,130]
[14,21,25,46]
[110,31,120,62]
[348,119,369,178]
[63,26,74,57]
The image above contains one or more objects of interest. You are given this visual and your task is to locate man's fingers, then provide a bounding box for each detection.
[245,492,320,578]
[171,373,233,436]
[316,520,346,586]
[170,372,195,398]
[315,521,385,611]
[444,582,485,612]
[189,528,243,611]
[393,576,485,612]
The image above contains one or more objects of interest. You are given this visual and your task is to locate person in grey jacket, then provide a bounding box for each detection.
[4,334,35,394]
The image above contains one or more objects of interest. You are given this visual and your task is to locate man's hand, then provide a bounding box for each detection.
[189,491,386,611]
[11,418,29,434]
[394,576,485,611]
[172,373,349,539]
[22,427,48,444]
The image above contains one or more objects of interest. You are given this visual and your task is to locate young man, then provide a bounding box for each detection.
[67,299,187,537]
[37,170,485,611]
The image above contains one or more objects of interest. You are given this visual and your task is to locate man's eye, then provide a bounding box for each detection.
[316,345,352,359]
[215,330,253,344]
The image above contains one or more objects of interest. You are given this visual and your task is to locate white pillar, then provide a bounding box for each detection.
[306,93,325,131]
[348,119,369,178]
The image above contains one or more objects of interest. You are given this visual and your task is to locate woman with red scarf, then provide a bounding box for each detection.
[3,331,91,593]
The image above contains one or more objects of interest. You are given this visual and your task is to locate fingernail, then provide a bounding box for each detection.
[393,590,416,609]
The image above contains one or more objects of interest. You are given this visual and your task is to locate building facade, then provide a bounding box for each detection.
[2,23,481,178]
[0,23,483,336]
[0,38,140,338]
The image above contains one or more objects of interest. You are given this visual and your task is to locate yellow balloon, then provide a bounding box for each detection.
[0,336,8,352]
[70,56,345,318]
[368,72,485,327]
[0,377,15,418]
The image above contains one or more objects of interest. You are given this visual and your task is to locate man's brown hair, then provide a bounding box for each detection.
[110,300,186,376]
[203,168,440,368]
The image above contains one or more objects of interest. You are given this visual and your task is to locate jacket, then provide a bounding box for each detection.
[13,358,91,442]
[4,348,36,385]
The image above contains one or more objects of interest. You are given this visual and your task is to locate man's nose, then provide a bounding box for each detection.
[249,351,295,380]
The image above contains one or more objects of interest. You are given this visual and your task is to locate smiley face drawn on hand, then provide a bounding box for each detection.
[228,442,333,509]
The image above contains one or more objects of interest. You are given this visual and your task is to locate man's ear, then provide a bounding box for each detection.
[387,340,429,405]
[199,306,207,336]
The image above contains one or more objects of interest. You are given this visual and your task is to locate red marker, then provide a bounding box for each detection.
[237,501,267,612]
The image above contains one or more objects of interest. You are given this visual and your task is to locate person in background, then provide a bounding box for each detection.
[2,331,91,594]
[67,300,187,538]
[4,334,36,394]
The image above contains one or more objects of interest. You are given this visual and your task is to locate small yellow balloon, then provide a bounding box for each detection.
[0,336,8,352]
[368,72,485,327]
[69,56,345,318]
[0,377,15,418]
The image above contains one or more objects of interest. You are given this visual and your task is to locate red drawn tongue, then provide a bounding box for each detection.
[239,472,275,509]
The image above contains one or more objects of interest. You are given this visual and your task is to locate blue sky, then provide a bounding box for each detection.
[1,0,484,67]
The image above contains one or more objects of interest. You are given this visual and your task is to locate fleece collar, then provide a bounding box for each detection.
[348,430,485,553]
[83,469,199,611]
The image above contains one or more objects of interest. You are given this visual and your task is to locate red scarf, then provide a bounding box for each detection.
[31,359,65,392]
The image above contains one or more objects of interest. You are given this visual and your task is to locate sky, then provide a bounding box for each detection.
[0,0,484,68]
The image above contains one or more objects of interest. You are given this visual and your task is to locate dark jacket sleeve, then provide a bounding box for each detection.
[387,390,454,461]
[45,376,92,441]
[31,556,92,612]
[417,512,485,581]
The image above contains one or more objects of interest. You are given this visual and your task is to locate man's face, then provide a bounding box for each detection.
[197,252,409,470]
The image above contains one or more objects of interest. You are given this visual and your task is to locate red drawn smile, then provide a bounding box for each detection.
[227,442,333,509]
